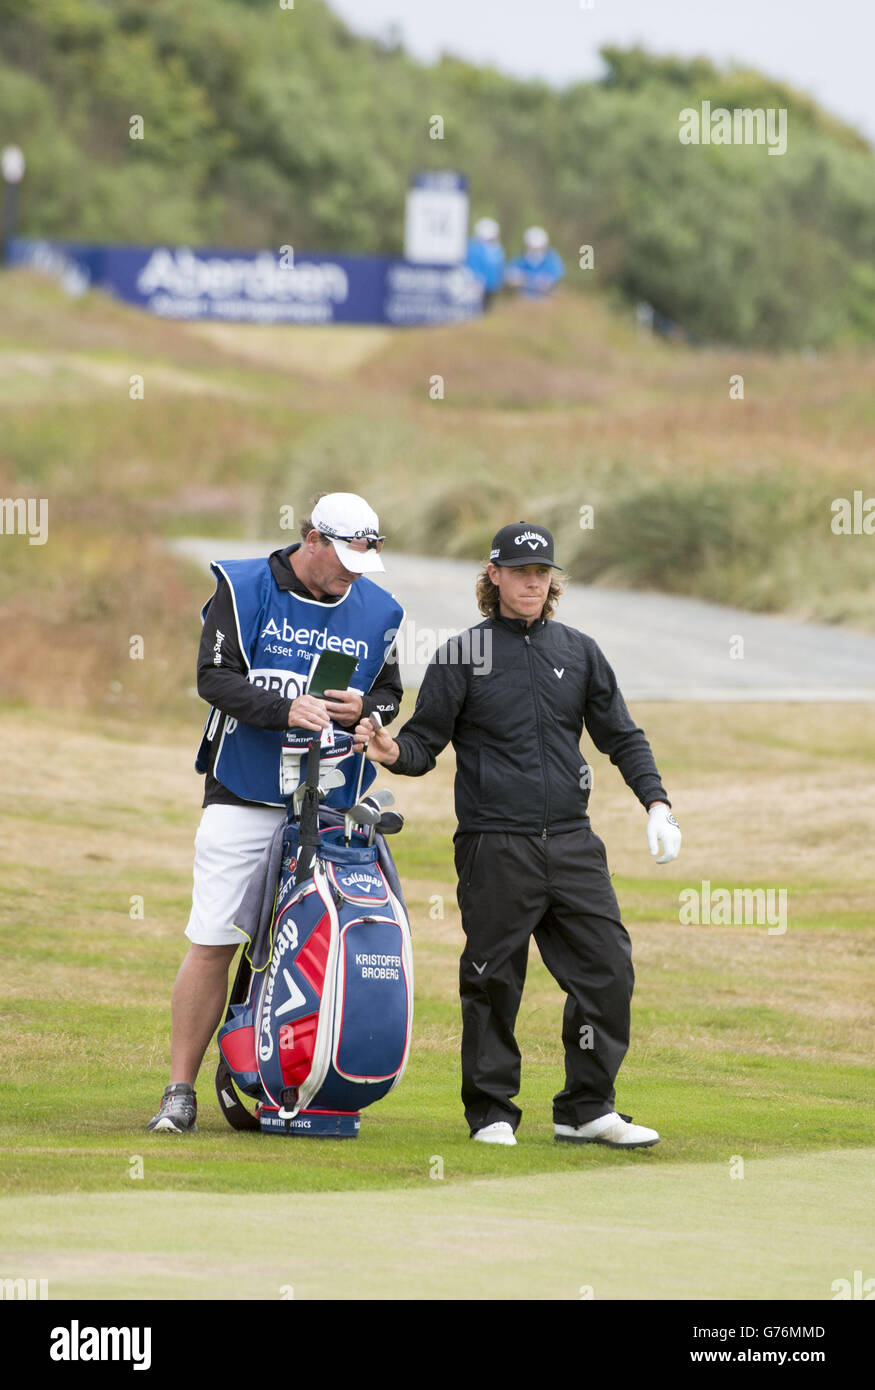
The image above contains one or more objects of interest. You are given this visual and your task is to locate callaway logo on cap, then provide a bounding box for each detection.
[489,522,562,569]
[310,493,386,574]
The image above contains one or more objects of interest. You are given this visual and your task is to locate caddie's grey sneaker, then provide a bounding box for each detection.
[472,1121,517,1146]
[554,1111,659,1149]
[147,1082,198,1133]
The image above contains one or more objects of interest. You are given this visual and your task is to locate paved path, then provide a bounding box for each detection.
[169,539,875,700]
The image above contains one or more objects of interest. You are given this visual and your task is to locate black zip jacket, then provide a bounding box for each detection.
[388,614,669,835]
[197,544,403,809]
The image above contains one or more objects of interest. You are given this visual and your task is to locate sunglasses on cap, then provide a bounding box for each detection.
[319,528,386,553]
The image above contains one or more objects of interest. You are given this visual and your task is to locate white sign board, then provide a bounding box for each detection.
[404,173,469,265]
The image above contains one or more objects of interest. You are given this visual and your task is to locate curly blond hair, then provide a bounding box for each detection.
[475,562,565,621]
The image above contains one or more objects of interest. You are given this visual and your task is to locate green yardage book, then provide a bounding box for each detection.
[307,649,359,698]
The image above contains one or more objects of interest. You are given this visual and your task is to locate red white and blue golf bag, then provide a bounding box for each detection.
[215,737,413,1139]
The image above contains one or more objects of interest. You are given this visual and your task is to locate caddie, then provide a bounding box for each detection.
[147,492,403,1133]
[355,522,680,1148]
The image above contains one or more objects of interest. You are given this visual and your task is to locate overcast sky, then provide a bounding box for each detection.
[329,0,875,144]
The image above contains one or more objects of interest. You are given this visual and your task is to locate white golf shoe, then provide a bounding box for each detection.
[554,1111,659,1149]
[472,1121,517,1146]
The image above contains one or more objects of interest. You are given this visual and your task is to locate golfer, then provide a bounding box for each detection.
[355,522,680,1148]
[147,492,403,1133]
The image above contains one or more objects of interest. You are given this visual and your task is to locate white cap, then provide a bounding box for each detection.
[524,225,549,250]
[310,492,385,573]
[1,145,25,184]
[474,217,500,241]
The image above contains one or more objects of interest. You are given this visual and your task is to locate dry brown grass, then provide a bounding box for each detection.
[2,271,875,728]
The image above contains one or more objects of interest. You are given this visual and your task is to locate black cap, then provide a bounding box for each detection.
[489,522,562,569]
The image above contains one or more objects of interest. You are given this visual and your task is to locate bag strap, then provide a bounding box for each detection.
[295,737,323,884]
[214,944,260,1132]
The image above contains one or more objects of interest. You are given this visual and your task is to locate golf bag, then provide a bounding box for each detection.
[216,738,413,1139]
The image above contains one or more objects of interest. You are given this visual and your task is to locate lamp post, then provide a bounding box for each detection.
[2,144,26,265]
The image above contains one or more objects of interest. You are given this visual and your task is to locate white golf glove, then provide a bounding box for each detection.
[647,803,681,864]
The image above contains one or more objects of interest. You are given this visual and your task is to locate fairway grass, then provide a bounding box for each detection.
[1,703,873,1299]
[2,1151,870,1300]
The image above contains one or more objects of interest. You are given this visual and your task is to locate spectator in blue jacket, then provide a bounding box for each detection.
[506,226,565,298]
[465,216,506,310]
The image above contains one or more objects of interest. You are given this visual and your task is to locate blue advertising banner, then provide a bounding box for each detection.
[7,239,483,326]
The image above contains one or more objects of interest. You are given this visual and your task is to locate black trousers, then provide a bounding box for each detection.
[454,829,634,1133]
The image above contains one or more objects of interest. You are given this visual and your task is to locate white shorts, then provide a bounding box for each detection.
[185,803,286,947]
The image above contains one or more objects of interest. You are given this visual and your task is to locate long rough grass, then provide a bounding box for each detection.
[1,272,874,722]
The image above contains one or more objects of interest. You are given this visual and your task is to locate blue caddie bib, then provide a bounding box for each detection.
[196,557,403,808]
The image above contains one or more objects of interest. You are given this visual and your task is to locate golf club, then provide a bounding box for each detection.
[360,789,403,836]
[363,787,394,809]
[347,710,384,843]
[292,763,345,817]
[344,800,380,846]
[352,708,383,806]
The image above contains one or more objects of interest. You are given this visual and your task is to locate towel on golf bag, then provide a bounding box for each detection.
[218,823,413,1121]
